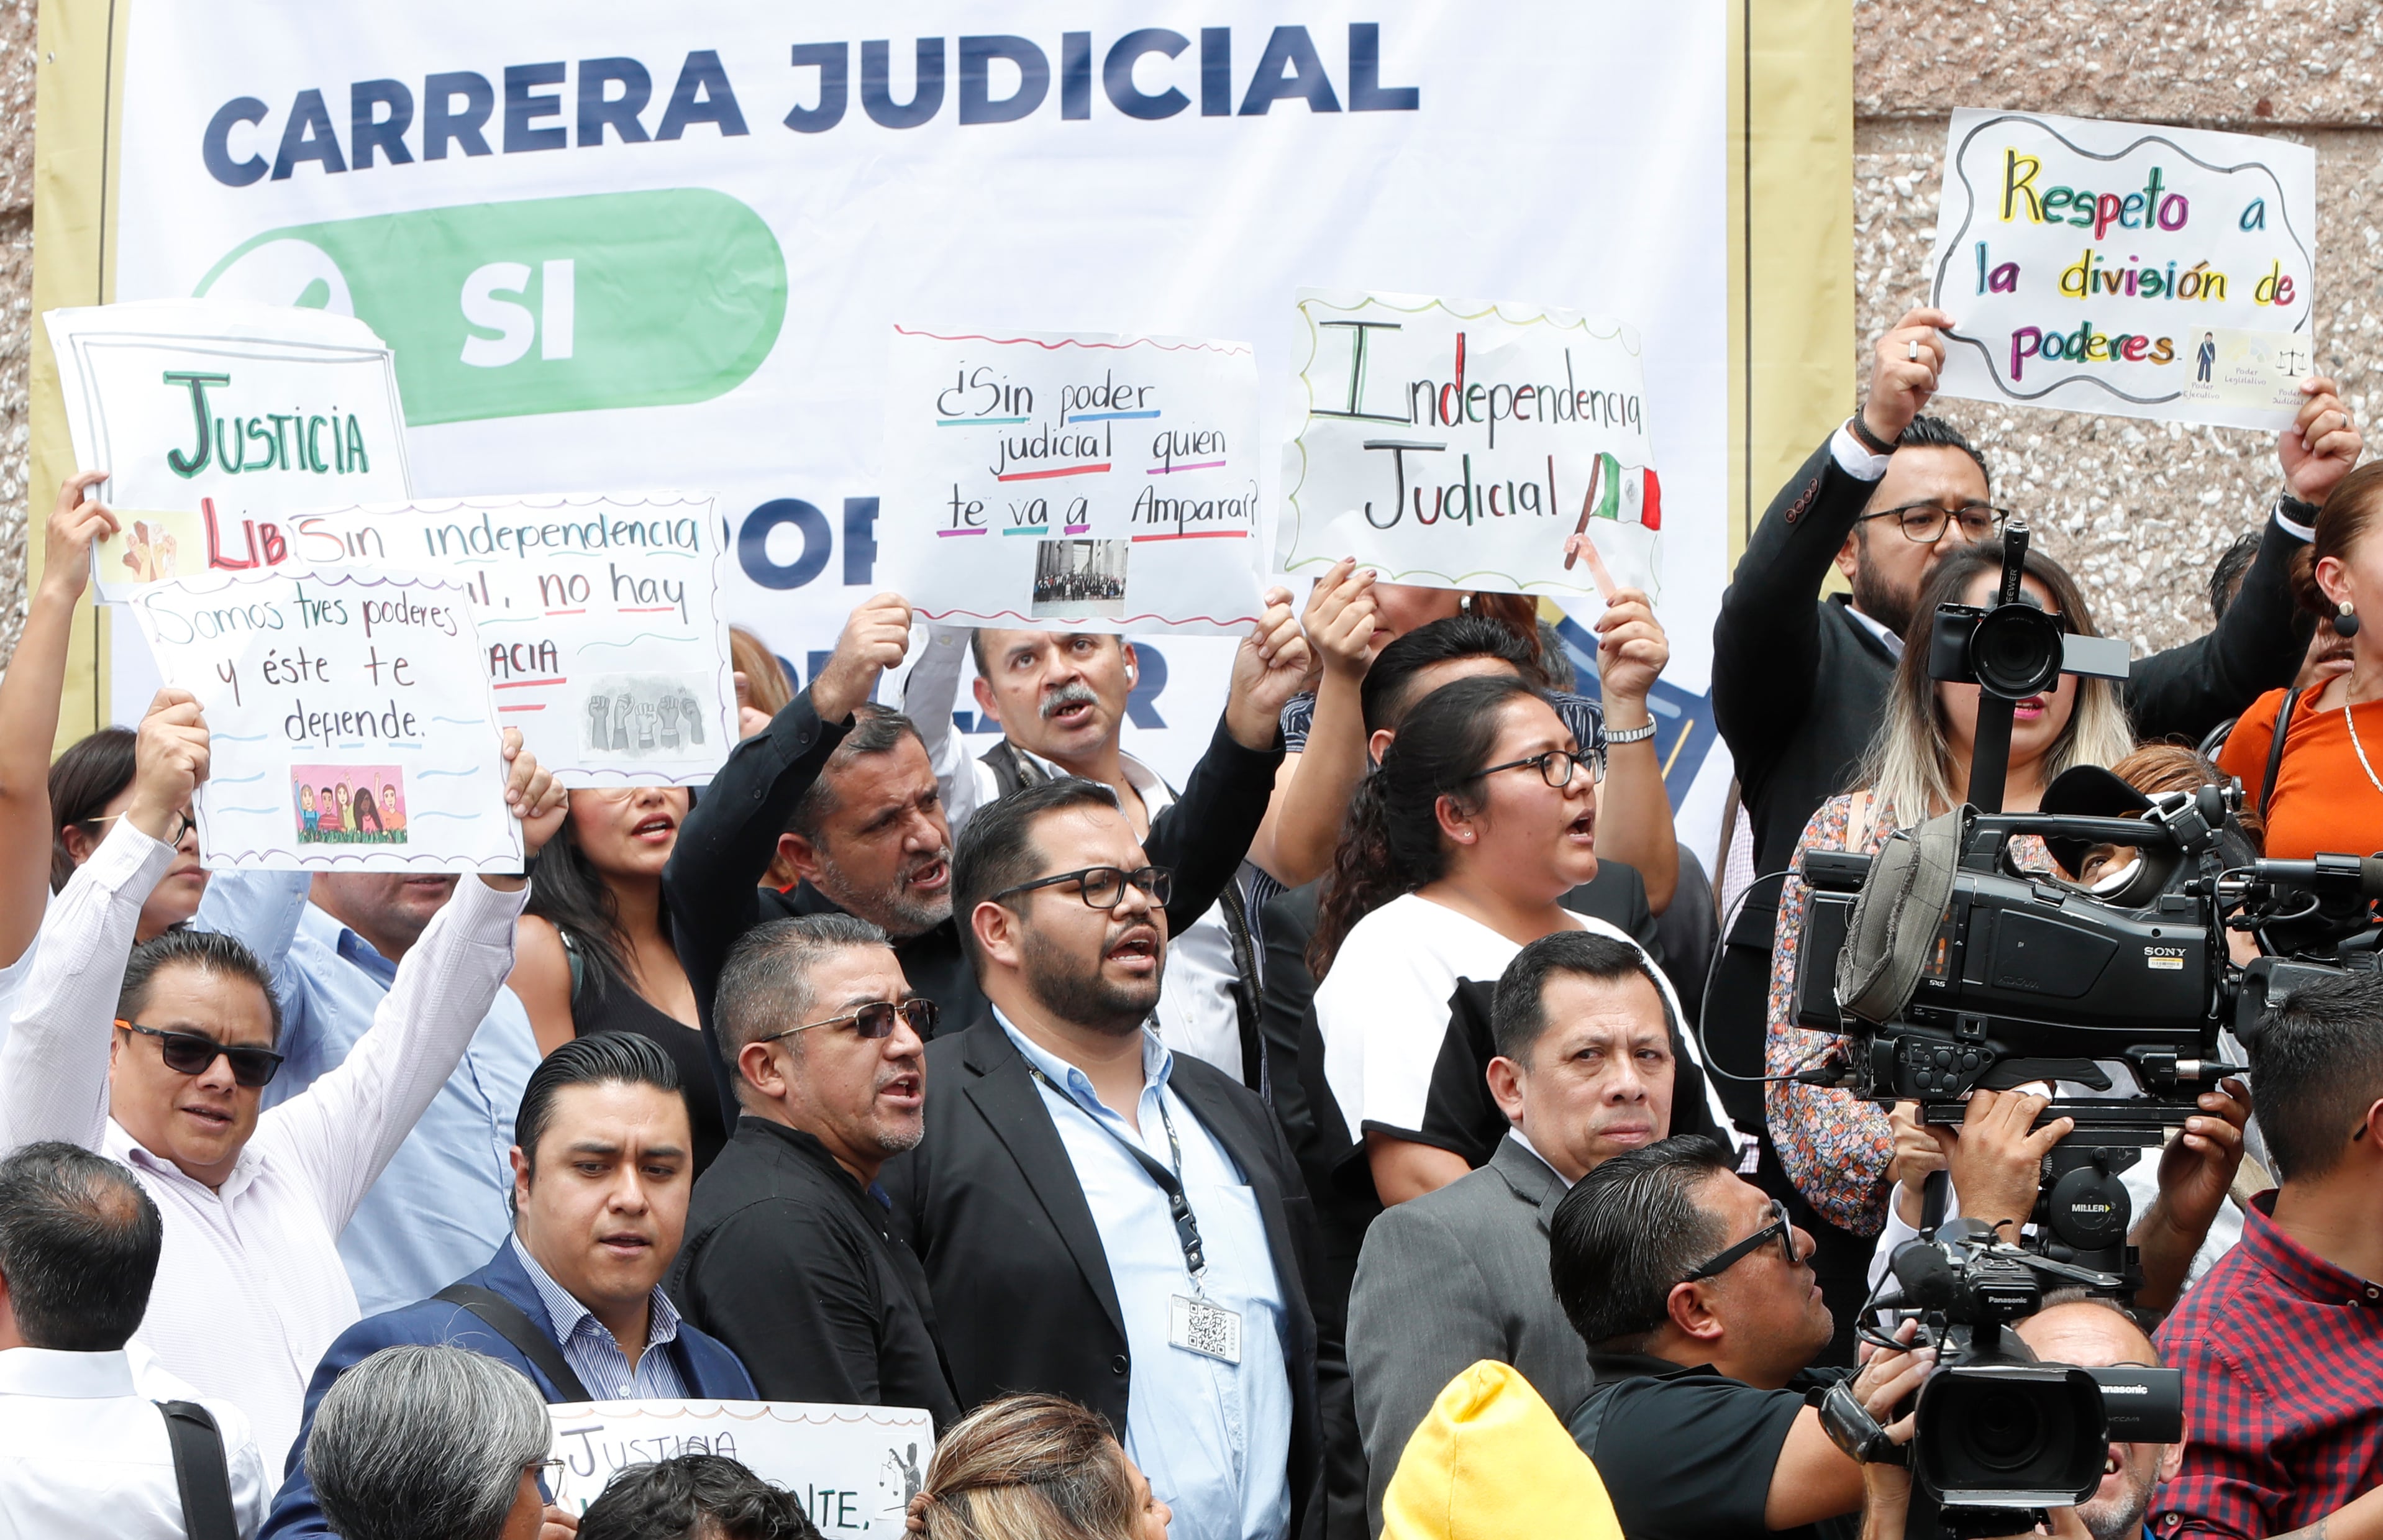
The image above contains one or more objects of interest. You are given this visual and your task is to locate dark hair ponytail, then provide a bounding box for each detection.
[1309,673,1543,979]
[2292,461,2383,620]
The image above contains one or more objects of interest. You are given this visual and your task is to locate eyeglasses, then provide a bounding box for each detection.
[991,864,1174,909]
[528,1457,566,1488]
[754,998,940,1046]
[1857,501,2012,545]
[114,1019,284,1089]
[80,809,196,845]
[1682,1198,1798,1282]
[1465,747,1605,789]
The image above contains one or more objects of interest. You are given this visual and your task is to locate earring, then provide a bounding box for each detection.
[2337,600,2362,639]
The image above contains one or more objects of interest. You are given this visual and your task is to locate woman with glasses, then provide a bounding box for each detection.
[1762,539,2135,1353]
[1308,673,1688,1208]
[508,785,725,1172]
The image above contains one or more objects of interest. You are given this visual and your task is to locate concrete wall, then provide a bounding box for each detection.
[1,5,2377,663]
[1852,0,2383,651]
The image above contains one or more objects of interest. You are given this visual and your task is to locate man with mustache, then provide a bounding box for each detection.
[260,1032,755,1539]
[668,913,960,1429]
[1343,929,1686,1535]
[882,776,1329,1540]
[666,590,1307,1093]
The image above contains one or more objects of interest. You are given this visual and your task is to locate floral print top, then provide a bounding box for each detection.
[1763,791,2053,1236]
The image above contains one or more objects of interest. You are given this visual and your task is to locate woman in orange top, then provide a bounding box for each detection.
[2221,460,2383,860]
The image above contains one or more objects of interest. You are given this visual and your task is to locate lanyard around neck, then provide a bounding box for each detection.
[1024,1060,1209,1286]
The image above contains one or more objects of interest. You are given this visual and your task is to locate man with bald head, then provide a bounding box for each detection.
[2015,1296,2180,1540]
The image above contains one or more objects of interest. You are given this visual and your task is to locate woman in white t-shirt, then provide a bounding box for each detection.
[1309,672,1690,1205]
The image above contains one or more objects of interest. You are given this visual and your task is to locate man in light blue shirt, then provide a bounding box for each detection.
[194,871,540,1313]
[883,771,1329,1540]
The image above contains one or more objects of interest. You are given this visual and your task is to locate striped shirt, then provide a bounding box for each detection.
[510,1236,689,1400]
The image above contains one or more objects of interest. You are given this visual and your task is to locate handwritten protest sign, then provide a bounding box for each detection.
[1925,110,2317,431]
[1277,291,1662,602]
[44,299,413,602]
[545,1400,935,1532]
[128,566,520,873]
[882,326,1265,636]
[93,493,733,786]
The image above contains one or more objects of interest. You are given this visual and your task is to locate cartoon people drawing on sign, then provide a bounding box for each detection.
[2198,332,2218,383]
[293,767,408,845]
[353,787,383,834]
[336,783,355,832]
[120,520,180,585]
[379,778,406,832]
[298,784,320,836]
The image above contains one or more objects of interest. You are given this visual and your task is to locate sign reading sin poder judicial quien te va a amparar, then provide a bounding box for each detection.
[882,327,1265,636]
[127,566,522,874]
[1926,109,2317,431]
[1276,290,1662,600]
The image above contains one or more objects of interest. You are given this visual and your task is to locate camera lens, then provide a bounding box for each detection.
[1970,604,2065,698]
[1967,1386,2051,1471]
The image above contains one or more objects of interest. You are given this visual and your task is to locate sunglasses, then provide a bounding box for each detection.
[115,1019,285,1089]
[1681,1198,1797,1282]
[754,998,939,1046]
[991,864,1174,909]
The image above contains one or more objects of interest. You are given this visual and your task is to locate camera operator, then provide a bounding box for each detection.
[2156,972,2383,1540]
[1550,1137,1934,1540]
[1874,1081,2251,1319]
[1854,1295,2183,1540]
[1709,305,2356,1134]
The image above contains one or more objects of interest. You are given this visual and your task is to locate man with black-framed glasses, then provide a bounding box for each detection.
[882,775,1330,1540]
[670,913,961,1429]
[1548,1136,1933,1540]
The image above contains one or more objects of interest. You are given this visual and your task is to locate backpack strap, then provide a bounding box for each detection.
[155,1400,240,1540]
[2260,687,2305,822]
[434,1282,593,1401]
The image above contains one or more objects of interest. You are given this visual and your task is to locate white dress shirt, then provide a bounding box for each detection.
[0,1341,268,1539]
[0,821,528,1470]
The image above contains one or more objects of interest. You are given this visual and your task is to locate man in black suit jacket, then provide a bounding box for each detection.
[883,774,1330,1540]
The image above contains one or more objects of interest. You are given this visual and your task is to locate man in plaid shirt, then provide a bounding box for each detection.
[2158,972,2383,1540]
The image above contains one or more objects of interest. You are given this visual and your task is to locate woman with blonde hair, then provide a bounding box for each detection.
[914,1395,1170,1540]
[1761,537,2137,1354]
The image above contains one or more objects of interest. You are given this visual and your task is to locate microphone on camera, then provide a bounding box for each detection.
[2251,853,2383,900]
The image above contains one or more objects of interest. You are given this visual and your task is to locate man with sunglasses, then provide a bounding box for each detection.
[668,913,962,1430]
[882,777,1328,1540]
[1549,1137,1933,1540]
[0,690,565,1472]
[1705,308,2361,1355]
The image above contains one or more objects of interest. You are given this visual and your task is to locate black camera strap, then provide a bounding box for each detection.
[2259,687,2303,821]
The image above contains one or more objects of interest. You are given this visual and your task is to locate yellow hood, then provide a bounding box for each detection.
[1381,1359,1623,1540]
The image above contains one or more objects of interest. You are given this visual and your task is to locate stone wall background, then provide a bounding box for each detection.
[1,6,2378,663]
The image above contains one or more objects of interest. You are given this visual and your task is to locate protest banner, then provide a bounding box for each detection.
[1925,109,2317,431]
[58,2,1750,801]
[1277,291,1663,602]
[544,1400,935,1533]
[96,491,733,785]
[127,566,520,873]
[44,298,414,603]
[884,327,1264,635]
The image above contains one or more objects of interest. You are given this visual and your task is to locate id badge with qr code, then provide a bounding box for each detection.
[1169,1294,1242,1364]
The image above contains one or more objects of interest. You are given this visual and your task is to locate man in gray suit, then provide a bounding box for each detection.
[1346,930,1684,1533]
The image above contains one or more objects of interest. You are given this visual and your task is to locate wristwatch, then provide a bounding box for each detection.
[1819,1380,1908,1467]
[1605,719,1657,745]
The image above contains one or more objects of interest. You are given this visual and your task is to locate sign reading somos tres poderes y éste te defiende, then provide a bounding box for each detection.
[1926,109,2317,432]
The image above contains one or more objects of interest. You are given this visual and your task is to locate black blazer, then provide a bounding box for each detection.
[880,1014,1328,1536]
[1712,432,2315,952]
